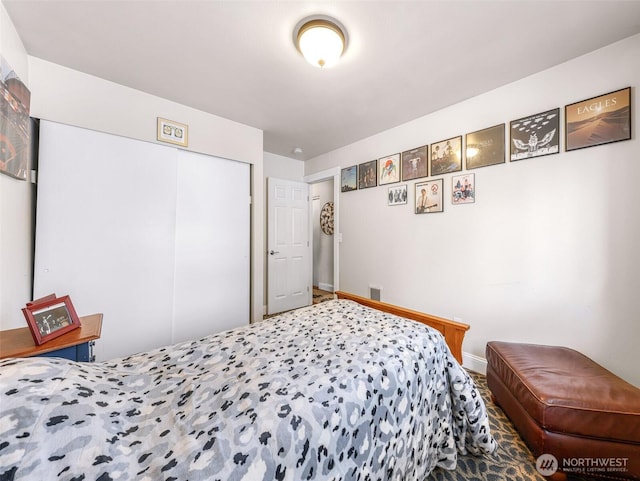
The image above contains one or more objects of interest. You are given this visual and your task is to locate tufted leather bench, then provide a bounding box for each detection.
[486,341,640,480]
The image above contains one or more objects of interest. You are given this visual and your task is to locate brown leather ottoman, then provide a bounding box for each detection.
[486,341,640,480]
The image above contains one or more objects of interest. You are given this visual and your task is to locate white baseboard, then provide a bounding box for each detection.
[462,352,487,375]
[317,282,334,292]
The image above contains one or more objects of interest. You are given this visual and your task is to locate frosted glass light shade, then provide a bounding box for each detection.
[296,19,345,68]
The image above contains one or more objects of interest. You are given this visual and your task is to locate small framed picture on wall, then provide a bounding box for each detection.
[341,165,358,192]
[157,117,189,147]
[430,136,462,176]
[401,145,428,181]
[388,184,408,206]
[510,108,560,161]
[378,153,400,185]
[415,179,444,214]
[452,173,475,204]
[465,124,505,170]
[358,160,377,189]
[565,87,631,151]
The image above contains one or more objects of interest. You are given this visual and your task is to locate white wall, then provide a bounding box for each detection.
[5,56,266,329]
[305,34,640,386]
[311,180,334,291]
[0,4,31,329]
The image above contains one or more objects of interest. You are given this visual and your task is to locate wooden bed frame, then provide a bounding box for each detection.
[335,291,469,364]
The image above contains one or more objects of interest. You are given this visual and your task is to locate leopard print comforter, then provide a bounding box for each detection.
[0,299,496,480]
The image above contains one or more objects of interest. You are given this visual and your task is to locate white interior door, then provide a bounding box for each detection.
[267,177,311,314]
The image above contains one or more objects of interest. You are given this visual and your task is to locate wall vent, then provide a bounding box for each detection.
[369,286,381,301]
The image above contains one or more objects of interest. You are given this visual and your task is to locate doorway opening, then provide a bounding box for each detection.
[304,167,340,300]
[311,179,334,302]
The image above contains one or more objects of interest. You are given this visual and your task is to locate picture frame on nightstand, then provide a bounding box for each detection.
[22,294,82,345]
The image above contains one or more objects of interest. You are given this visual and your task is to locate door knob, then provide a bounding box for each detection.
[269,250,280,255]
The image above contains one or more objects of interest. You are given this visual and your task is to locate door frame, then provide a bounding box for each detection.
[303,167,340,294]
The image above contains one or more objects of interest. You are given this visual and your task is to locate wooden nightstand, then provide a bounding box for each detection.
[0,313,103,362]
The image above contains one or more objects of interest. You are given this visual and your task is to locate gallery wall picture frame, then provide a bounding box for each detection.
[22,294,82,346]
[465,124,505,170]
[157,117,189,147]
[452,173,475,205]
[378,153,401,185]
[510,108,560,161]
[565,87,631,151]
[388,184,408,206]
[358,160,377,189]
[401,145,428,181]
[0,54,31,181]
[415,178,444,214]
[341,165,358,192]
[430,136,462,176]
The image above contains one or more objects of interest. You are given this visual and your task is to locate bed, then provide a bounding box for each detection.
[0,295,496,481]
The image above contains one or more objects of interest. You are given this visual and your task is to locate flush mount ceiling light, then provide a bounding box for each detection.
[294,16,347,68]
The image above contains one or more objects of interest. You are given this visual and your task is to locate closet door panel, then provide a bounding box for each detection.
[172,150,250,343]
[35,121,177,360]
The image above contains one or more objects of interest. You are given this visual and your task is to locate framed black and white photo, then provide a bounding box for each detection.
[358,160,377,189]
[452,173,475,204]
[510,108,560,161]
[465,124,505,170]
[565,87,631,151]
[22,294,81,345]
[341,165,358,192]
[388,184,408,206]
[415,179,444,214]
[430,136,462,176]
[378,153,400,185]
[401,145,428,181]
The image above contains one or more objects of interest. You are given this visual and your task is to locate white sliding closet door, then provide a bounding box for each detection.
[172,150,250,344]
[35,122,177,360]
[34,121,250,361]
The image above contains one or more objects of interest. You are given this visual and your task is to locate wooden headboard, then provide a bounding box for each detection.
[335,291,469,364]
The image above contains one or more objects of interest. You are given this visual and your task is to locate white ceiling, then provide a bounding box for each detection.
[4,1,640,161]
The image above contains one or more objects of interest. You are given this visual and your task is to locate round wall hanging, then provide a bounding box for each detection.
[320,201,334,235]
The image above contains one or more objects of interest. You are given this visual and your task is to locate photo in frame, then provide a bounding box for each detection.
[378,153,400,185]
[22,295,82,345]
[0,55,31,180]
[157,117,189,147]
[452,173,475,204]
[415,179,444,214]
[465,124,505,169]
[341,165,358,192]
[388,184,408,206]
[430,136,462,176]
[510,108,560,161]
[401,145,428,181]
[358,160,377,189]
[565,87,631,151]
